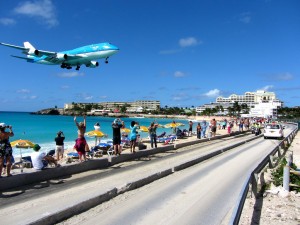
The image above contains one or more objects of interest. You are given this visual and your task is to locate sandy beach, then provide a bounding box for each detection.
[61,119,234,164]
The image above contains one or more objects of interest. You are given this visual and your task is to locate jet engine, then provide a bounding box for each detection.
[86,61,99,68]
[34,49,40,56]
[56,53,68,60]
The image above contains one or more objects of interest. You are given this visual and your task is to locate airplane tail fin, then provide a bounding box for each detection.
[24,41,36,56]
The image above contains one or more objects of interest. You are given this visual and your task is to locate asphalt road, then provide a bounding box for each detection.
[60,132,286,225]
[0,124,295,225]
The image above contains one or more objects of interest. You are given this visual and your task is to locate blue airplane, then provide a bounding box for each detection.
[0,41,119,70]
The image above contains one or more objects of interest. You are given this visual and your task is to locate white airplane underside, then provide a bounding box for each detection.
[0,41,119,70]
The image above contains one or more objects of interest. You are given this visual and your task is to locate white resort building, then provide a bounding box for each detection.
[64,100,160,114]
[196,90,283,118]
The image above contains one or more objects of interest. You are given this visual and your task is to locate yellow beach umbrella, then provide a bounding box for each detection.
[164,122,185,128]
[85,130,107,145]
[138,126,149,132]
[85,130,106,137]
[121,128,131,133]
[11,139,36,168]
[11,139,35,148]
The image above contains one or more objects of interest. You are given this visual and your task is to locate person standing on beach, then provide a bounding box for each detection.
[201,121,207,138]
[112,118,123,155]
[148,122,158,148]
[172,120,177,134]
[188,121,193,136]
[55,131,65,161]
[94,122,100,131]
[196,123,202,139]
[0,123,14,177]
[227,121,232,134]
[74,115,89,162]
[129,121,139,153]
[210,118,217,137]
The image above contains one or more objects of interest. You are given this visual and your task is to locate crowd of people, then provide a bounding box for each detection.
[0,116,266,176]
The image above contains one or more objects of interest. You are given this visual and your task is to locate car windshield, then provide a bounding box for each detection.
[266,124,280,129]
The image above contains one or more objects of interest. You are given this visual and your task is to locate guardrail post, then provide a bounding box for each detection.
[277,146,282,158]
[288,136,292,144]
[269,155,274,168]
[251,173,258,198]
[283,165,290,192]
[287,152,293,166]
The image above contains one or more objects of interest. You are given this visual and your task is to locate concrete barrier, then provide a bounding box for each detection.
[0,130,249,191]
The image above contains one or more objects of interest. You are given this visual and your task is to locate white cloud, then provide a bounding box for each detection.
[159,49,181,55]
[76,92,93,101]
[14,0,58,27]
[17,89,30,93]
[174,71,186,78]
[204,89,220,98]
[84,96,93,100]
[19,95,37,100]
[179,37,201,47]
[239,12,251,24]
[99,95,108,99]
[159,37,201,55]
[172,93,189,101]
[61,85,70,89]
[276,72,293,80]
[57,72,84,78]
[260,85,274,91]
[0,18,16,26]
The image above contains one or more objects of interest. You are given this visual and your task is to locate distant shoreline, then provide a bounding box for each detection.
[31,108,235,122]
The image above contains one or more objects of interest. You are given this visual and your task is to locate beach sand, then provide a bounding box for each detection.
[61,122,234,164]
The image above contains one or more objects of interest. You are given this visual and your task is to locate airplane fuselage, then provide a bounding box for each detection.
[0,41,119,70]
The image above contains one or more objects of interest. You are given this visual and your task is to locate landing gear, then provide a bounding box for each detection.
[105,57,109,64]
[61,63,72,70]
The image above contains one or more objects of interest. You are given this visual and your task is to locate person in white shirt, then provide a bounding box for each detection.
[31,144,60,170]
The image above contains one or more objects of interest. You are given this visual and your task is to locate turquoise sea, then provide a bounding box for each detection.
[0,112,189,157]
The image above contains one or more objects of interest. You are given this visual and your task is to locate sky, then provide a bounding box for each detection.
[0,0,299,112]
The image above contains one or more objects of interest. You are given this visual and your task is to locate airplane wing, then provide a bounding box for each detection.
[44,53,87,63]
[0,42,56,56]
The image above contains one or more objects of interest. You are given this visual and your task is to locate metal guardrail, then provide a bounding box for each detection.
[229,122,299,225]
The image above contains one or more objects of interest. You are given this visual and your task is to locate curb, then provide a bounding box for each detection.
[0,131,250,192]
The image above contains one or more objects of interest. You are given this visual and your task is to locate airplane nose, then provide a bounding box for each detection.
[109,44,119,51]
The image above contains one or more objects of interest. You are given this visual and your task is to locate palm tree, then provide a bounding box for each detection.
[241,103,249,114]
[233,101,241,116]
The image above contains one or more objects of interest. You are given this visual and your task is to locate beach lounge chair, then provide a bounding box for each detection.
[107,145,114,156]
[89,146,103,158]
[157,136,176,145]
[176,129,184,139]
[157,132,166,138]
[67,152,79,159]
[121,137,130,148]
[94,142,113,155]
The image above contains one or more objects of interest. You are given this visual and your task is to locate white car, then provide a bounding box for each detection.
[264,123,284,139]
